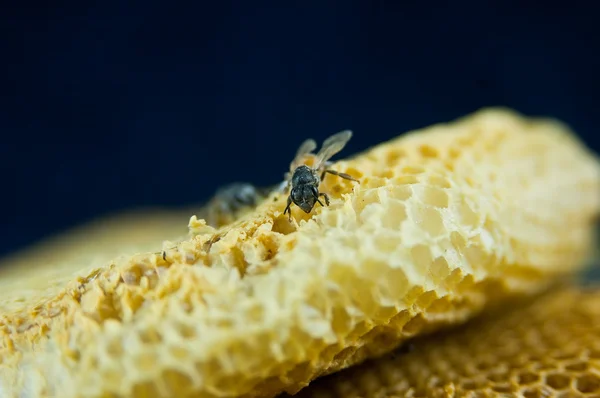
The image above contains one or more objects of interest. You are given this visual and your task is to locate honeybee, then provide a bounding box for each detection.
[205,182,272,227]
[283,130,359,221]
[159,182,270,261]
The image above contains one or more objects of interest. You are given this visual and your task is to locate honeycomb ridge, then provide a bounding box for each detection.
[293,286,600,398]
[1,108,599,398]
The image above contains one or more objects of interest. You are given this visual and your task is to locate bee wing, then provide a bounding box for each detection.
[290,138,317,170]
[295,138,318,160]
[314,130,353,168]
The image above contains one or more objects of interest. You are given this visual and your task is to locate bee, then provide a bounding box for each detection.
[158,182,275,262]
[205,182,272,227]
[283,130,359,221]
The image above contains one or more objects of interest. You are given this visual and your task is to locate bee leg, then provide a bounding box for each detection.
[284,195,293,221]
[311,186,325,208]
[319,192,330,206]
[203,234,222,252]
[322,169,359,182]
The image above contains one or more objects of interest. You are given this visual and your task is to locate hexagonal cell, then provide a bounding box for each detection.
[390,185,413,201]
[429,256,451,284]
[418,145,440,158]
[587,348,600,360]
[491,383,517,394]
[377,169,396,179]
[132,380,160,397]
[412,206,446,238]
[372,233,402,253]
[381,200,408,230]
[450,231,467,253]
[352,188,382,214]
[426,174,452,188]
[402,314,428,335]
[487,370,509,384]
[425,297,453,314]
[410,244,433,271]
[576,374,600,393]
[517,371,540,385]
[521,387,551,398]
[455,198,479,228]
[173,321,197,339]
[401,165,426,175]
[564,361,588,372]
[545,373,572,391]
[415,186,449,208]
[448,146,462,159]
[161,369,195,395]
[384,149,406,166]
[460,378,487,390]
[464,244,490,269]
[138,327,164,344]
[475,360,494,372]
[393,175,419,185]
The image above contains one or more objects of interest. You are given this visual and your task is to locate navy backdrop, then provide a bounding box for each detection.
[1,1,599,258]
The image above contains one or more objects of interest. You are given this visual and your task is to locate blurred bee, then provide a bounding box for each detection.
[159,182,271,261]
[283,130,359,221]
[204,182,273,227]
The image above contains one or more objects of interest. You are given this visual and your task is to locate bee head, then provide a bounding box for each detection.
[291,185,317,213]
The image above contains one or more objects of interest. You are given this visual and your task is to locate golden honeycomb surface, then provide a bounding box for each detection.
[291,286,600,398]
[0,108,599,398]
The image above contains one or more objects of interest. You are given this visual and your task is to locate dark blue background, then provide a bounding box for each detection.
[1,1,599,258]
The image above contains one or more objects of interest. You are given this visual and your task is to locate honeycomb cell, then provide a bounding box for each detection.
[491,383,517,393]
[518,371,541,385]
[352,189,381,213]
[565,361,588,372]
[577,374,600,393]
[456,198,480,228]
[393,175,419,185]
[522,388,548,398]
[410,245,433,271]
[380,200,407,229]
[546,373,571,390]
[415,185,449,208]
[389,185,412,201]
[450,231,467,253]
[412,206,446,238]
[460,379,486,390]
[429,256,451,284]
[377,169,395,179]
[448,146,462,159]
[385,149,405,166]
[418,145,439,158]
[161,369,195,395]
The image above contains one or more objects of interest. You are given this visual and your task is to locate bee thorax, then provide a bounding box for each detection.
[292,165,319,186]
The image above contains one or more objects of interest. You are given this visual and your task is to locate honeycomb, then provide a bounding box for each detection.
[291,286,600,398]
[0,108,599,398]
[0,209,192,306]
